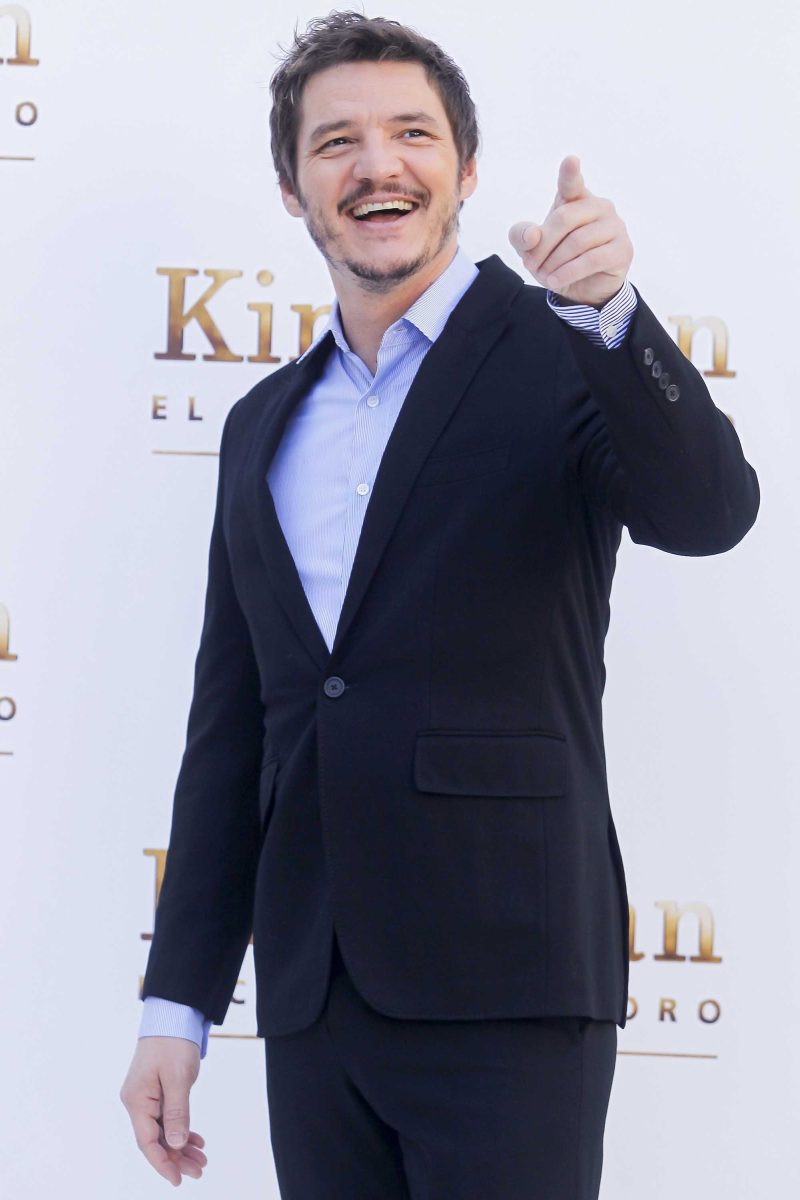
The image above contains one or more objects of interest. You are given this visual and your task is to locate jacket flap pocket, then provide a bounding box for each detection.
[414,731,566,798]
[258,758,278,832]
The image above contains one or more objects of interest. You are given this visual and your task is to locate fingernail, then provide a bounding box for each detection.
[167,1132,185,1147]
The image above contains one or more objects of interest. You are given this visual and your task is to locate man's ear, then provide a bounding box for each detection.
[279,177,304,218]
[459,155,478,203]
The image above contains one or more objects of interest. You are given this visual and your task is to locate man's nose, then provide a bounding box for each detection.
[352,133,404,182]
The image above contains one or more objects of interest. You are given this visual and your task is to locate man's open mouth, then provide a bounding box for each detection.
[347,199,420,224]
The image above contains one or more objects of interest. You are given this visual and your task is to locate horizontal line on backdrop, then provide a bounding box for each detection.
[152,449,220,457]
[0,751,14,756]
[1,155,35,161]
[210,1033,262,1040]
[617,1050,718,1060]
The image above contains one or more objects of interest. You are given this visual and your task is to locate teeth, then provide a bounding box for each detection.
[351,199,415,217]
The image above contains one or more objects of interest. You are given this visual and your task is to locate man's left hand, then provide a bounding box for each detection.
[508,156,634,308]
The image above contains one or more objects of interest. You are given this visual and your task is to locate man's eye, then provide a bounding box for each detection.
[318,129,429,151]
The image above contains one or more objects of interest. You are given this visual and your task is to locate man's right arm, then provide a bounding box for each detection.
[122,400,265,1184]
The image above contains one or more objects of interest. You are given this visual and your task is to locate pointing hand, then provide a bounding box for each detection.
[508,155,633,308]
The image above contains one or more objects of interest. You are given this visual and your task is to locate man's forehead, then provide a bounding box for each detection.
[299,61,446,138]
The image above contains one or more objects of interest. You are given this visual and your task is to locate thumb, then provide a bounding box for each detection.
[508,221,542,256]
[555,154,586,204]
[160,1075,191,1149]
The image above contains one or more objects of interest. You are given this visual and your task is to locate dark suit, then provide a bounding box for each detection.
[142,253,759,1042]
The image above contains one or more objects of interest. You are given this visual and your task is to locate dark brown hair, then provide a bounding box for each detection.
[269,10,480,195]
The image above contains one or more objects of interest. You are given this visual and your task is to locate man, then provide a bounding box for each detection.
[121,11,759,1197]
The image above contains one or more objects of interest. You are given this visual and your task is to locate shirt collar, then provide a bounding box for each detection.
[297,245,478,363]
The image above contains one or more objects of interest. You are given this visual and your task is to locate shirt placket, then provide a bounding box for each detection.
[338,335,404,611]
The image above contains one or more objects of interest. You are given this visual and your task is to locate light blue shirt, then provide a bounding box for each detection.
[139,248,637,1055]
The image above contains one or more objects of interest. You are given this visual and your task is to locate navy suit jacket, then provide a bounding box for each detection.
[142,255,759,1036]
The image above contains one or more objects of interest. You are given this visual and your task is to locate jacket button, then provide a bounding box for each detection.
[666,384,680,402]
[643,347,654,366]
[651,360,662,379]
[323,676,346,698]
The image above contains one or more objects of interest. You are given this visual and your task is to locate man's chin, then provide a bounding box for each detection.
[342,247,432,294]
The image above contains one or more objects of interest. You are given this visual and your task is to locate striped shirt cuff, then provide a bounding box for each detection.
[139,996,211,1058]
[545,278,637,349]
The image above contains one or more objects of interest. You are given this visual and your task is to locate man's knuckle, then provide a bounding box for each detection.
[162,1105,189,1121]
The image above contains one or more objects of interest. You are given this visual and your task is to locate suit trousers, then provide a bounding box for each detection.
[264,934,617,1199]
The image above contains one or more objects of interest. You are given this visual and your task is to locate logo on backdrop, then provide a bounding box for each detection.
[0,5,39,163]
[149,267,331,439]
[148,266,737,441]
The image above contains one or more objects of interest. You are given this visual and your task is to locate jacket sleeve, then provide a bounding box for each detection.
[141,402,266,1024]
[559,284,760,555]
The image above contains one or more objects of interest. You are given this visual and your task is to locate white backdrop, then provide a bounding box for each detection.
[1,1,796,1195]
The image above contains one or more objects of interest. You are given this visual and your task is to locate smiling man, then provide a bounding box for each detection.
[121,11,759,1199]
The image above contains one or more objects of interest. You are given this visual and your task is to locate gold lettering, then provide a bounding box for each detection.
[247,269,280,363]
[290,303,332,358]
[188,396,203,422]
[669,314,736,378]
[654,901,722,963]
[0,5,39,65]
[0,604,18,661]
[699,998,721,1024]
[628,904,645,961]
[151,395,167,420]
[155,268,244,362]
[659,997,677,1022]
[140,848,167,939]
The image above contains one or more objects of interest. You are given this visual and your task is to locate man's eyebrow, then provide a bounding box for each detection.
[307,111,442,144]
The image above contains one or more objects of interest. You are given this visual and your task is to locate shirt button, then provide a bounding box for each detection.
[367,395,380,408]
[356,482,370,496]
[323,676,346,698]
[607,323,618,338]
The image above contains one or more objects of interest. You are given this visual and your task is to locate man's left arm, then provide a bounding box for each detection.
[509,157,760,554]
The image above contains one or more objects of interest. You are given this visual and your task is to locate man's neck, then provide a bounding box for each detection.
[332,242,459,375]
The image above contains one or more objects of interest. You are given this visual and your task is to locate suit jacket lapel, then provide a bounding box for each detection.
[331,255,525,656]
[244,331,336,672]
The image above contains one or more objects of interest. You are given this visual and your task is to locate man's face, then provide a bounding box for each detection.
[280,60,477,293]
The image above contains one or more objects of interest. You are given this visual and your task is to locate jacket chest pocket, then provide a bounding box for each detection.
[414,730,566,798]
[415,443,510,487]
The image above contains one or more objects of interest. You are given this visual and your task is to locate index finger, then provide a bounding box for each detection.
[548,154,589,215]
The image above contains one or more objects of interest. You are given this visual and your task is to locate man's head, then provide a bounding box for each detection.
[269,11,480,293]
